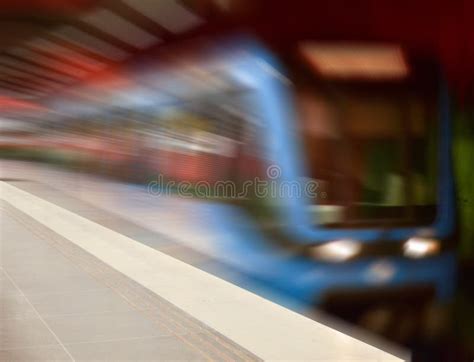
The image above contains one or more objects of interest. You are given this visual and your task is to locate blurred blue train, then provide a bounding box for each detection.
[22,38,456,342]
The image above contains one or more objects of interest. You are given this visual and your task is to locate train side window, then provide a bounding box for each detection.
[145,91,269,200]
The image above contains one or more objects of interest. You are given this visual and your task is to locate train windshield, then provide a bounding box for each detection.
[293,62,439,227]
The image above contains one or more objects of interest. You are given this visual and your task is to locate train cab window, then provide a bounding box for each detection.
[292,62,439,227]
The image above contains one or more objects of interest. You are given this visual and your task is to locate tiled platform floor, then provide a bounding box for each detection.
[0,201,258,361]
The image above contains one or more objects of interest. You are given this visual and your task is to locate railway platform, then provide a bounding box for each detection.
[0,161,406,361]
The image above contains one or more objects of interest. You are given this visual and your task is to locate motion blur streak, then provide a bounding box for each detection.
[1,1,474,361]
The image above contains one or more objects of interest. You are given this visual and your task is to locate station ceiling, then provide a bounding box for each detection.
[0,0,472,112]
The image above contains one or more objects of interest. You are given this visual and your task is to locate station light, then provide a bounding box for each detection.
[403,237,440,258]
[299,42,408,80]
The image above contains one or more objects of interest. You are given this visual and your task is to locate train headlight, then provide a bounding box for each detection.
[403,237,440,258]
[311,239,361,262]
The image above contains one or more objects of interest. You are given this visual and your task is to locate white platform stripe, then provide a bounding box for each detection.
[0,181,404,361]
